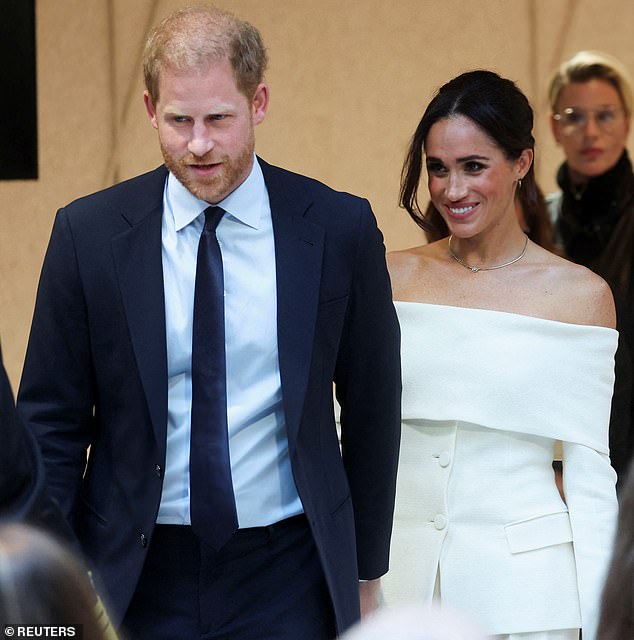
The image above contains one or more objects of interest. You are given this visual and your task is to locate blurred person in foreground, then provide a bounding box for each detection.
[383,70,618,640]
[0,347,116,638]
[340,604,485,640]
[597,461,634,639]
[17,5,401,638]
[0,344,69,536]
[0,523,114,638]
[548,50,634,487]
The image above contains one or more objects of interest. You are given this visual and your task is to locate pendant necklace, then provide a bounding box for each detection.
[448,234,529,273]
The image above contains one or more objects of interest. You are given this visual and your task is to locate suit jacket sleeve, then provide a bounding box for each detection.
[334,201,401,580]
[18,208,96,522]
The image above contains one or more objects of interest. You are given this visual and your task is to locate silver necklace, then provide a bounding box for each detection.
[448,234,529,273]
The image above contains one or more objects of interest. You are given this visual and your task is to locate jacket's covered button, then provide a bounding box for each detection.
[438,451,451,468]
[140,533,148,547]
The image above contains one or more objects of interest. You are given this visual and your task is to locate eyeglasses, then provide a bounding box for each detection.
[553,107,626,135]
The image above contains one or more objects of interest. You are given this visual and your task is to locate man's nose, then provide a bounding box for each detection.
[188,123,214,157]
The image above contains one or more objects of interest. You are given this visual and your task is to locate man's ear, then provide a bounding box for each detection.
[144,91,159,129]
[251,83,269,126]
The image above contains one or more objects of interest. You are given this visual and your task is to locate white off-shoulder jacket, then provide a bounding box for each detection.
[382,302,618,640]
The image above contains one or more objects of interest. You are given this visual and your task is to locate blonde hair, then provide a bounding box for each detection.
[548,50,633,117]
[143,5,267,104]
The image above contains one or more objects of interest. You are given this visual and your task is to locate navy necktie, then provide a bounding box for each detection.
[190,205,238,549]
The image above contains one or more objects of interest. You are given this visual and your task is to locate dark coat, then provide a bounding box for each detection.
[548,151,634,485]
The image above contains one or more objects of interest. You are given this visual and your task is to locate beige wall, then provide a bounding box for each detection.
[2,0,634,383]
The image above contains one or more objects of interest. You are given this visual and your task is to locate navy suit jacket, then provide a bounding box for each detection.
[18,158,401,632]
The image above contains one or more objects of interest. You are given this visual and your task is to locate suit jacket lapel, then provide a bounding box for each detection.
[111,166,168,450]
[110,160,324,448]
[260,159,325,441]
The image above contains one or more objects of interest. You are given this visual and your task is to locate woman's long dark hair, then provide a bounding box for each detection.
[400,70,556,251]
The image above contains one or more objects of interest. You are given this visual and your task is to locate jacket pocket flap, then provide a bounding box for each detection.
[505,511,572,554]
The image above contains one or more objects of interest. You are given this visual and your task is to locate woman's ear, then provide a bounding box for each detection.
[517,148,534,180]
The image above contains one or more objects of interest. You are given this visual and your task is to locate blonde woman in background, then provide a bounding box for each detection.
[548,51,634,488]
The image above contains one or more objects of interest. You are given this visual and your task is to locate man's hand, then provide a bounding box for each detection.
[359,578,381,619]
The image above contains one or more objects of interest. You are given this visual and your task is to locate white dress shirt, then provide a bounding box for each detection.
[157,158,303,527]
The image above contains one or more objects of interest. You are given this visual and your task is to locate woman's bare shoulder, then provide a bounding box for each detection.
[535,249,616,329]
[387,242,445,299]
[387,241,445,267]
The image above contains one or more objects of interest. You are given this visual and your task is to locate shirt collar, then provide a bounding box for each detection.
[166,155,267,231]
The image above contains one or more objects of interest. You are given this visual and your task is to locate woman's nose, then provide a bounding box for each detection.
[582,113,601,137]
[446,173,467,200]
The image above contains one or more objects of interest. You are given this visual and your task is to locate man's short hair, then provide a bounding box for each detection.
[143,5,268,104]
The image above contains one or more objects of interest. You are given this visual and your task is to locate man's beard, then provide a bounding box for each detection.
[161,139,254,204]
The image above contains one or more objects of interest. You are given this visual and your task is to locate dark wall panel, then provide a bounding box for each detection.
[0,0,37,180]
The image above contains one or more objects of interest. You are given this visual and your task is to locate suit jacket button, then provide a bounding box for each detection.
[140,533,148,547]
[154,464,162,478]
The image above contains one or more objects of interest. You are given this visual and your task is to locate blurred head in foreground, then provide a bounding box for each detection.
[341,604,486,640]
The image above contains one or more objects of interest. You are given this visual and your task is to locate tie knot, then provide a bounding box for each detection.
[203,206,225,232]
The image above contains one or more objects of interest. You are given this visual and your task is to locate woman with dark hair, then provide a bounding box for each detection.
[548,51,634,487]
[382,70,618,640]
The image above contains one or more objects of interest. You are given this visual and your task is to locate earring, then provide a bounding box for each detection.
[518,178,523,190]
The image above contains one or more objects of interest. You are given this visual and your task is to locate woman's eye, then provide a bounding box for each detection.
[426,162,447,175]
[597,110,616,124]
[465,161,484,172]
[563,110,585,126]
